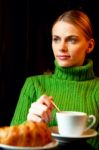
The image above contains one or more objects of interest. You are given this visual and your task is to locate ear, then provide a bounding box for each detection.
[86,38,95,54]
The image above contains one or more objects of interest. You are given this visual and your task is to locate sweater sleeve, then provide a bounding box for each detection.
[89,81,99,150]
[95,83,99,107]
[10,77,36,126]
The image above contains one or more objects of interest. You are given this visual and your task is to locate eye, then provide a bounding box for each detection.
[67,36,78,44]
[52,36,60,43]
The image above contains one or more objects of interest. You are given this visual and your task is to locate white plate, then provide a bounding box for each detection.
[51,126,97,143]
[0,140,58,150]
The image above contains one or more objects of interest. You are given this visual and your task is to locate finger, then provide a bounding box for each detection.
[48,96,55,110]
[38,95,52,107]
[46,108,52,122]
[27,113,42,122]
[30,103,48,115]
[41,111,49,123]
[41,106,53,123]
[27,110,50,123]
[28,104,51,123]
[29,107,49,122]
[38,95,54,111]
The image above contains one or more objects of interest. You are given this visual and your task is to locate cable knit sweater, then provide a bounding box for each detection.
[11,59,99,150]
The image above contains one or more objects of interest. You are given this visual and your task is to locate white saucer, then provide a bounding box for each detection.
[0,140,58,150]
[50,126,97,143]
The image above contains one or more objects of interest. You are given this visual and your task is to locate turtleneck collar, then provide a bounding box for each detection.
[53,59,95,81]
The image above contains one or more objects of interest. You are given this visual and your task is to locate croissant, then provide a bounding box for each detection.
[0,121,52,147]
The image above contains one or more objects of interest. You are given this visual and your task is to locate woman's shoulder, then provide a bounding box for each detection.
[92,77,99,87]
[94,76,99,82]
[25,72,53,83]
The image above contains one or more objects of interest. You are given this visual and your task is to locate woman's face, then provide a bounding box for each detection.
[52,21,94,67]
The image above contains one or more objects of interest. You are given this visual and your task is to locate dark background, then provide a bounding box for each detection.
[0,0,99,126]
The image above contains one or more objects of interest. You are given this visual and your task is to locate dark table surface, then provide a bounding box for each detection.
[0,141,95,150]
[55,141,95,150]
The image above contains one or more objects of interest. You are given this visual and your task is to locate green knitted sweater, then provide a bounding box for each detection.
[11,59,99,150]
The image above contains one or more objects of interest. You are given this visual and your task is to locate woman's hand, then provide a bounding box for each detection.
[27,94,54,123]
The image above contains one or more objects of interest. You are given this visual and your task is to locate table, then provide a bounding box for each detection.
[55,141,95,150]
[0,141,95,150]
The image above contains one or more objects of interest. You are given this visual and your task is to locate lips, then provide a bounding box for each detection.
[57,55,70,60]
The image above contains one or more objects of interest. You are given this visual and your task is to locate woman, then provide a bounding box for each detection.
[11,10,99,150]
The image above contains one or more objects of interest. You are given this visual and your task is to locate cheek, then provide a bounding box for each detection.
[69,46,80,56]
[52,45,57,55]
[52,43,54,52]
[70,44,87,55]
[72,49,86,62]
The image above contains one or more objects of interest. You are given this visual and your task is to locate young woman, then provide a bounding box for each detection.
[11,10,99,150]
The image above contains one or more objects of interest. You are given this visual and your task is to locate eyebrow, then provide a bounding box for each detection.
[52,35,79,39]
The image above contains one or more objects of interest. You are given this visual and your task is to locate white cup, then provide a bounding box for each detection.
[56,111,96,137]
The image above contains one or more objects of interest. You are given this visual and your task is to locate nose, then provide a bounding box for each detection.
[59,41,68,52]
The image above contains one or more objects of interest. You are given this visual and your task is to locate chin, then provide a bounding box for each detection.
[58,63,71,67]
[57,61,70,67]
